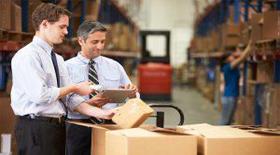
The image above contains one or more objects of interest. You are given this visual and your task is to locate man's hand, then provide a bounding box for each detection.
[73,81,93,96]
[119,83,138,98]
[86,93,111,107]
[100,109,116,120]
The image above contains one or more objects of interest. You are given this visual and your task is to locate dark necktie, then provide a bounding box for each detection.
[88,60,103,124]
[51,50,67,116]
[51,51,60,87]
[88,60,99,98]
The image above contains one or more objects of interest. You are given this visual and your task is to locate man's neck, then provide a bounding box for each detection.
[81,51,98,60]
[35,32,53,47]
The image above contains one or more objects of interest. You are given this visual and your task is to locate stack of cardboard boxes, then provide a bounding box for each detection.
[178,123,280,155]
[0,0,21,32]
[69,98,198,155]
[69,97,280,155]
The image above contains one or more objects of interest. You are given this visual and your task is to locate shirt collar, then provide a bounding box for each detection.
[32,36,53,55]
[77,52,101,65]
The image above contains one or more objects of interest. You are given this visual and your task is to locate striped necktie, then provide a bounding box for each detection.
[88,60,104,124]
[88,60,99,98]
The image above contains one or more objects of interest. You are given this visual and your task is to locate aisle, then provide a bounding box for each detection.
[144,86,220,127]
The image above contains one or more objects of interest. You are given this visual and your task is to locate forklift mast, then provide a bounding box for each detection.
[140,30,170,64]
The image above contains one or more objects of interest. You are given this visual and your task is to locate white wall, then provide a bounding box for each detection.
[137,0,196,67]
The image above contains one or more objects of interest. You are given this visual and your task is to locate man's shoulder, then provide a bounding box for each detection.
[13,43,37,59]
[65,56,80,65]
[100,56,120,66]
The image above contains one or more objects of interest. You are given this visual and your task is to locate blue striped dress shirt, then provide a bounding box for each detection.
[65,53,132,119]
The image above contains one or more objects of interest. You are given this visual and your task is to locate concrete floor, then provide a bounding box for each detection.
[144,86,220,128]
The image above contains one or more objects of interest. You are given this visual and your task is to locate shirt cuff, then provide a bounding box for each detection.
[50,87,60,103]
[136,92,140,98]
[67,94,85,111]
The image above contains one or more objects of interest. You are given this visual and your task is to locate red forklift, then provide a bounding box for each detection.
[138,30,172,101]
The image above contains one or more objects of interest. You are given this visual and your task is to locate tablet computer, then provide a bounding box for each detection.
[99,89,134,103]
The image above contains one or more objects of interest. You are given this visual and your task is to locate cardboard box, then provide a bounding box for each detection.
[240,23,251,45]
[69,122,121,155]
[86,0,100,20]
[0,0,12,30]
[28,1,43,32]
[224,36,240,47]
[262,85,280,128]
[251,13,263,43]
[256,62,273,83]
[0,97,16,155]
[11,3,22,32]
[0,97,15,134]
[263,11,280,40]
[112,98,154,128]
[223,23,241,36]
[106,128,197,155]
[69,122,197,155]
[177,123,280,155]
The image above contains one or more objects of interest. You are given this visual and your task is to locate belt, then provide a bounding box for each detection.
[19,114,66,124]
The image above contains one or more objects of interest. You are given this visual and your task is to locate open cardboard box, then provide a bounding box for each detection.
[69,121,197,155]
[177,123,280,155]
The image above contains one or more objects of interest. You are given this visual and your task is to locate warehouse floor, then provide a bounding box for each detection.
[144,86,220,127]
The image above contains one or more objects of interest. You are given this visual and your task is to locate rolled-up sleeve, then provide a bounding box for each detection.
[67,94,85,111]
[60,61,86,111]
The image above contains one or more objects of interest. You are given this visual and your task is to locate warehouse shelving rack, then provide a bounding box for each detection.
[0,0,141,91]
[20,0,139,58]
[190,0,280,126]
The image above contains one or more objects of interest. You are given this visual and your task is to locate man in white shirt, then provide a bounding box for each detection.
[65,21,138,155]
[11,4,115,155]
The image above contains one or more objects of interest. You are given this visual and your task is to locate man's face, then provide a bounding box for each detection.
[79,31,106,59]
[45,15,69,45]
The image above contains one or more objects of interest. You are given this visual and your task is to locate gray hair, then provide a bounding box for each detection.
[77,21,107,40]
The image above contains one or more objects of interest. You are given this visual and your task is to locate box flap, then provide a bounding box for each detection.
[67,121,121,130]
[232,125,280,136]
[108,128,161,137]
[231,125,263,130]
[68,120,97,128]
[112,98,154,128]
[178,123,261,138]
[108,128,193,138]
[141,125,191,135]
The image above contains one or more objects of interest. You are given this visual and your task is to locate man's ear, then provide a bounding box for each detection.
[39,20,49,30]
[77,37,84,46]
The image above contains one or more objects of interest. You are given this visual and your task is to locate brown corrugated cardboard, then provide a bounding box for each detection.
[223,23,241,36]
[28,1,43,32]
[0,97,16,155]
[224,36,240,47]
[106,128,197,155]
[0,0,12,30]
[11,3,22,32]
[68,122,121,155]
[112,98,154,128]
[262,85,280,128]
[86,0,100,20]
[0,97,15,134]
[263,11,280,40]
[256,62,273,83]
[69,122,197,155]
[177,123,280,155]
[251,13,263,43]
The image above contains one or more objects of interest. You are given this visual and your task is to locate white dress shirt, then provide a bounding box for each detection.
[11,36,84,116]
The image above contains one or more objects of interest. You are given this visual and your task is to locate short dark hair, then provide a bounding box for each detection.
[32,3,71,31]
[77,21,107,41]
